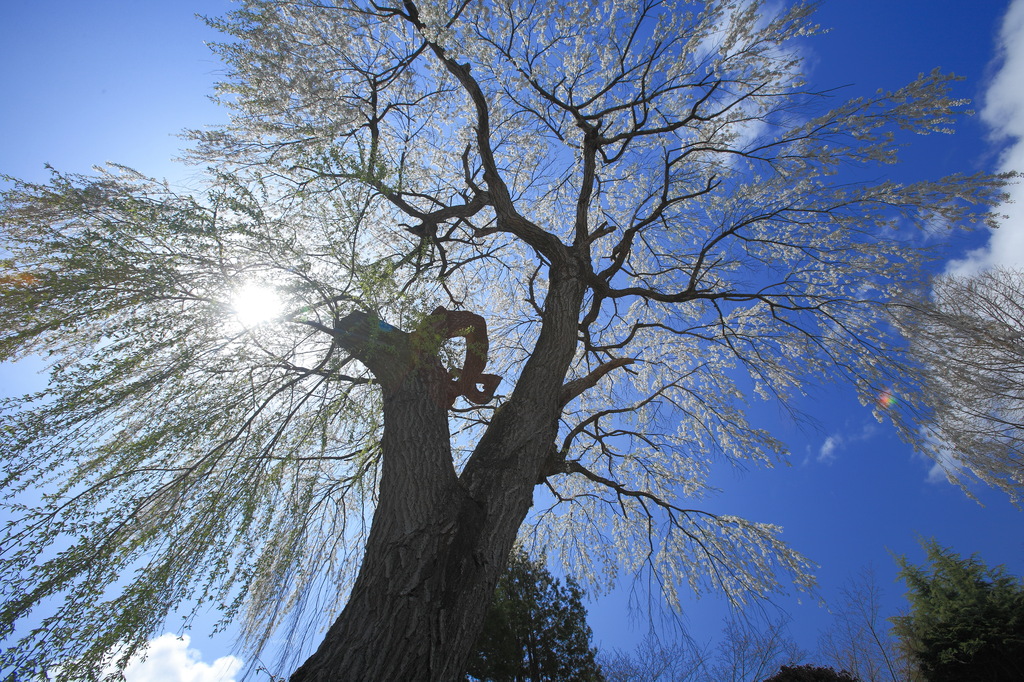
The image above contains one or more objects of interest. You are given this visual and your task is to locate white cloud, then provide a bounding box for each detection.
[947,0,1024,275]
[817,423,878,464]
[983,0,1024,144]
[818,435,840,463]
[122,634,243,682]
[914,427,964,486]
[926,457,952,485]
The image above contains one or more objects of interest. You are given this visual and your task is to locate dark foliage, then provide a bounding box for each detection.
[762,663,859,681]
[892,538,1024,682]
[465,550,604,681]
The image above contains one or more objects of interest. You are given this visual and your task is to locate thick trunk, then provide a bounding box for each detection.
[291,270,584,681]
[289,364,490,680]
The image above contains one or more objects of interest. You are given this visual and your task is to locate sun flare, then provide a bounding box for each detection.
[231,283,283,326]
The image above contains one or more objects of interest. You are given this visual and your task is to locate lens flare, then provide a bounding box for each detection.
[877,388,897,409]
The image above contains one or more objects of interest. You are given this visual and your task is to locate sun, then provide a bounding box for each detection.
[231,283,284,326]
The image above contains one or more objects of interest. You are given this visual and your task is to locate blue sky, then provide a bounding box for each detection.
[2,0,1023,678]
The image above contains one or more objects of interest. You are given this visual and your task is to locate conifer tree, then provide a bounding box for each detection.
[892,539,1024,682]
[466,550,603,681]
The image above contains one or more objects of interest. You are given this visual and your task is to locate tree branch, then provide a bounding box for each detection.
[559,358,636,407]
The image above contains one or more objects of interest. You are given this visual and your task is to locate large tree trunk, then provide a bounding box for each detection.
[290,268,584,681]
[289,348,498,680]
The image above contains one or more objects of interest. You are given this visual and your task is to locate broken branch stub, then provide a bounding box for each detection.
[414,306,502,408]
[328,307,501,408]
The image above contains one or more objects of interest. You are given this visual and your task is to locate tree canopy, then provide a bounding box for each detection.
[465,549,603,681]
[895,268,1024,501]
[818,568,908,682]
[0,0,1013,678]
[598,612,804,682]
[762,664,858,682]
[892,539,1024,682]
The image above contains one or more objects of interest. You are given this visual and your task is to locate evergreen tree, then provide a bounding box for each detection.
[892,539,1024,682]
[466,550,603,681]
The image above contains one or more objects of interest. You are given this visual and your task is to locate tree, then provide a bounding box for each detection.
[0,0,1011,679]
[895,268,1024,502]
[818,569,909,682]
[465,549,603,681]
[599,634,709,682]
[761,664,858,682]
[709,614,805,682]
[598,611,801,682]
[892,539,1024,681]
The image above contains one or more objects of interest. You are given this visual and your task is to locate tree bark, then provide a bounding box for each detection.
[290,268,584,681]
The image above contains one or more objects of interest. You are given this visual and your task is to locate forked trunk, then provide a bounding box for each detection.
[288,364,519,680]
[289,293,579,680]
